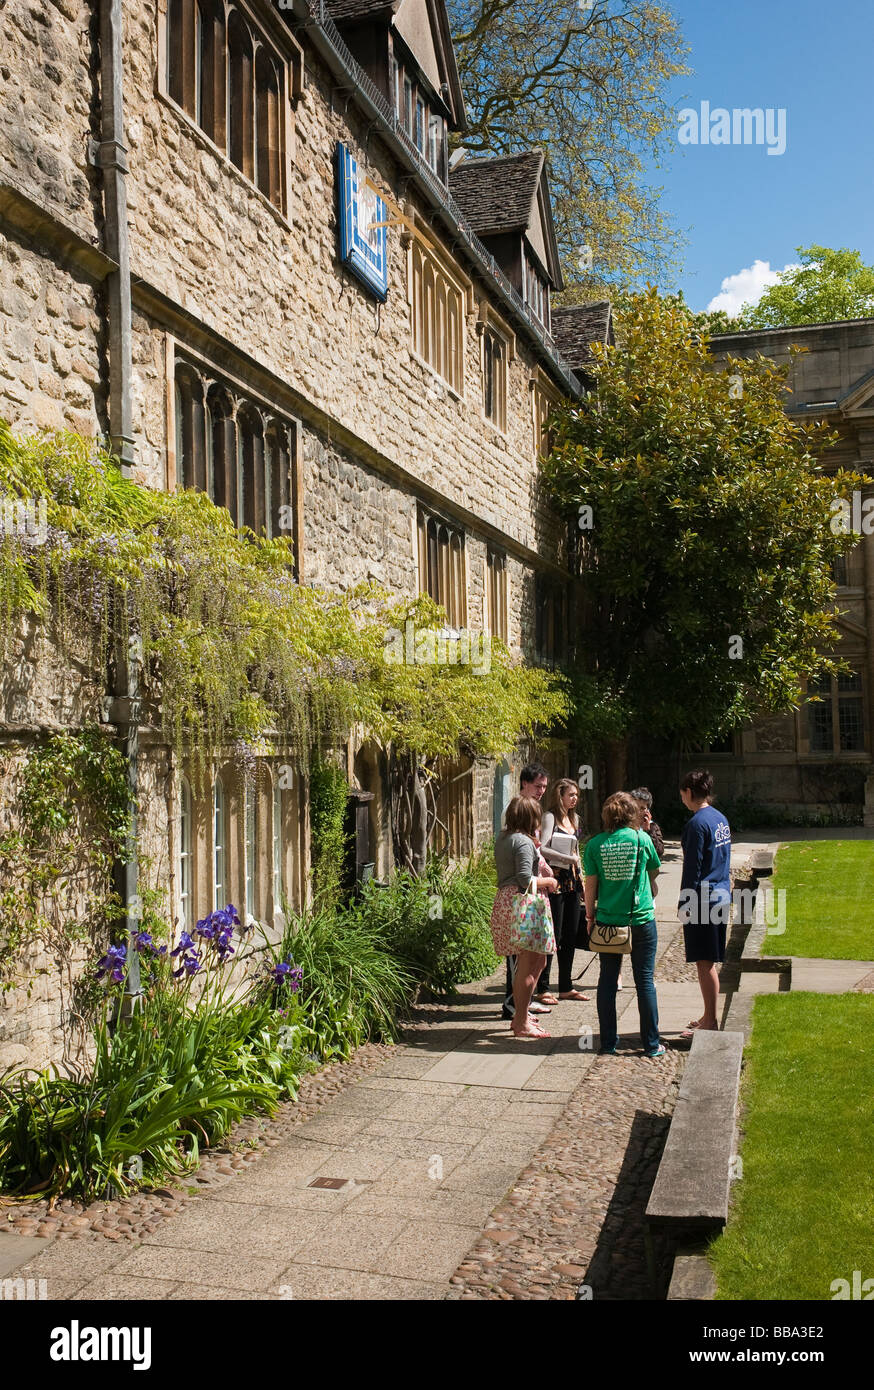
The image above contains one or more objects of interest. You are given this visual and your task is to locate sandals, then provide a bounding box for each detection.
[680,1023,718,1039]
[533,992,560,1006]
[558,990,590,1002]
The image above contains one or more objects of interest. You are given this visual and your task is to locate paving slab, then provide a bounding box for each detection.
[419,1048,550,1088]
[377,1220,482,1281]
[736,972,783,993]
[288,1213,409,1273]
[73,1275,180,1301]
[791,957,874,993]
[107,1244,291,1293]
[646,982,714,1036]
[0,1233,46,1278]
[273,1265,445,1301]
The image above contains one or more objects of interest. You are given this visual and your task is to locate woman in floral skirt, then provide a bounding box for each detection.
[491,796,557,1038]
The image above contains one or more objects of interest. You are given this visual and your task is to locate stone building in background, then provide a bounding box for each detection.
[0,0,604,1063]
[637,318,874,826]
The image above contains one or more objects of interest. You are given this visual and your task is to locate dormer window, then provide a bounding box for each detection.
[428,113,446,179]
[523,252,549,330]
[391,50,448,183]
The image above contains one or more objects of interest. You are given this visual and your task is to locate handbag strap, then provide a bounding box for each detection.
[625,832,643,926]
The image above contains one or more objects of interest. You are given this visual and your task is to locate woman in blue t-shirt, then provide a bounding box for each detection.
[678,769,732,1040]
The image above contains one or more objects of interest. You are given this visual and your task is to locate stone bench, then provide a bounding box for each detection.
[645,1029,744,1292]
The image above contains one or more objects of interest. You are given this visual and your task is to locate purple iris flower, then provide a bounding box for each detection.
[270,960,303,992]
[96,943,127,983]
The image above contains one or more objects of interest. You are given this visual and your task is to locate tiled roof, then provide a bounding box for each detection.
[323,0,396,21]
[448,152,545,235]
[551,302,613,369]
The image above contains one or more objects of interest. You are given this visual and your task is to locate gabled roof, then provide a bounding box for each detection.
[324,0,466,130]
[448,151,563,287]
[551,301,614,370]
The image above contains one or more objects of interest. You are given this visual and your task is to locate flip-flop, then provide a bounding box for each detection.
[559,990,591,1002]
[534,993,560,1006]
[529,1001,552,1014]
[680,1023,718,1039]
[511,1027,551,1039]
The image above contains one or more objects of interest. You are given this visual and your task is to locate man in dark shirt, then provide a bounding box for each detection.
[677,769,731,1039]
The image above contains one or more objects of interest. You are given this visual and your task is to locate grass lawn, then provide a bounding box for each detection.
[710,993,874,1300]
[762,839,874,959]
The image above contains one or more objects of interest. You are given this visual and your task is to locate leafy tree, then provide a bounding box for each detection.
[739,246,874,329]
[541,289,868,773]
[448,0,689,291]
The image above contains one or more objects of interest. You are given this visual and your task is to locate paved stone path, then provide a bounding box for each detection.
[3,828,866,1300]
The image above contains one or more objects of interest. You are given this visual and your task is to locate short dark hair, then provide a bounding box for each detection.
[630,786,653,808]
[680,769,714,800]
[505,795,542,837]
[520,761,547,786]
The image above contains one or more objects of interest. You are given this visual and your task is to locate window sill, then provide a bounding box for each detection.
[154,88,293,234]
[411,349,463,403]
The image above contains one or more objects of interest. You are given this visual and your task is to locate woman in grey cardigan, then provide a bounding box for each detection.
[490,796,558,1038]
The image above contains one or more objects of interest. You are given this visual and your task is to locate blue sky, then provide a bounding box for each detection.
[648,0,874,312]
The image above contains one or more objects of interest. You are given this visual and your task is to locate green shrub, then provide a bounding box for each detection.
[351,852,499,995]
[263,902,416,1057]
[309,757,350,907]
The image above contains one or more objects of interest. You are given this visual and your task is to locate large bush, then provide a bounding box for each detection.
[350,850,499,996]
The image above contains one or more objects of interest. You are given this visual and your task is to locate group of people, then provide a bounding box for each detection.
[491,762,732,1052]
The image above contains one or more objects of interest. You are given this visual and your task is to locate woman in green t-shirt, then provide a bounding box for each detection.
[582,792,664,1057]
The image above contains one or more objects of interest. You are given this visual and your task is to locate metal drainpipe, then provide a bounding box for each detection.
[97,0,140,996]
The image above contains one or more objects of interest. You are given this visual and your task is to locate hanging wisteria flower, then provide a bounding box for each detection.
[96,942,127,983]
[269,960,303,992]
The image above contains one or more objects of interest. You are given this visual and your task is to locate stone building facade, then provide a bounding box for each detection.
[636,318,874,825]
[0,0,597,1063]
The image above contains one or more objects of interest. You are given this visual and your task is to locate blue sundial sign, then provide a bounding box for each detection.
[337,143,388,301]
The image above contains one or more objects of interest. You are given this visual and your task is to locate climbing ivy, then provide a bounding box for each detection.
[0,726,131,1017]
[308,757,351,907]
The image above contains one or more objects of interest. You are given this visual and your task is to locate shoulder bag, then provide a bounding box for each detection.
[588,832,643,955]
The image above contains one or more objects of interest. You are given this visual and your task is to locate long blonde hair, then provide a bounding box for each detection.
[547,777,579,830]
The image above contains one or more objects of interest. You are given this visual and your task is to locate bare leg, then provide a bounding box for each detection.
[512,950,547,1035]
[695,960,720,1029]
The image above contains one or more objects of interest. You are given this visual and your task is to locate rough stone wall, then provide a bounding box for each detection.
[122,0,565,565]
[302,427,417,593]
[0,0,98,242]
[0,230,105,437]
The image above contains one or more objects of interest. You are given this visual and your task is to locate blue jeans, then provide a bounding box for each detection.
[596,918,660,1053]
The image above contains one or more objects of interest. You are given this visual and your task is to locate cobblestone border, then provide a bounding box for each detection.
[1,1041,397,1243]
[446,1049,685,1300]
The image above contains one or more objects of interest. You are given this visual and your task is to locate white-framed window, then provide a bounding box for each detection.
[273,778,283,919]
[179,775,193,930]
[213,775,227,910]
[244,781,257,922]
